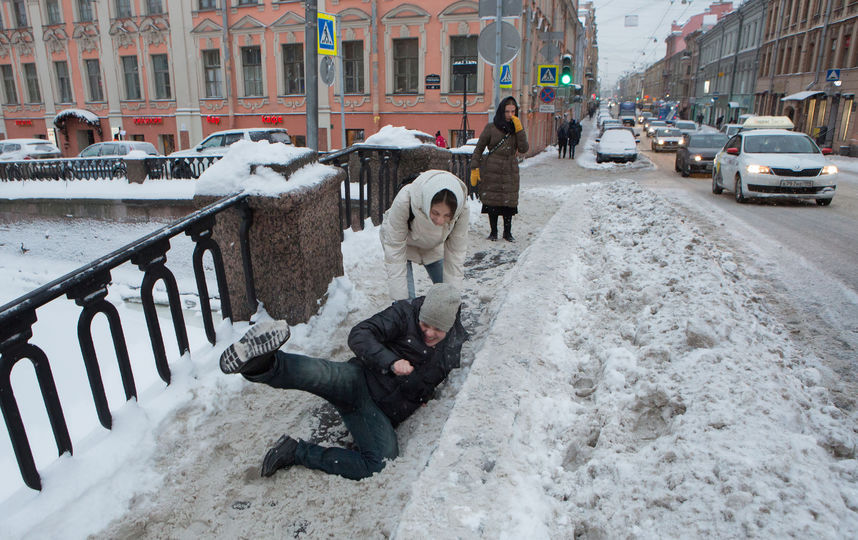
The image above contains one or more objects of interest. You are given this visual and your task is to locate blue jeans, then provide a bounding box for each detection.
[246,351,398,480]
[406,259,444,299]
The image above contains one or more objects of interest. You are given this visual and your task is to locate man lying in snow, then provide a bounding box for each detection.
[219,283,465,479]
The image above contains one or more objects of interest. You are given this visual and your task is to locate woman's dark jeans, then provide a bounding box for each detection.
[246,351,398,480]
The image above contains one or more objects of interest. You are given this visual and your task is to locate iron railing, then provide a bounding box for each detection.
[0,191,255,491]
[0,156,222,182]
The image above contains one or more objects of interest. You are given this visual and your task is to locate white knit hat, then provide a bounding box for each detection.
[419,283,461,332]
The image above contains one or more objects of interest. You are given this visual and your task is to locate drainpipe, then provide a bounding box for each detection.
[371,0,379,131]
[728,10,744,121]
[767,1,784,113]
[222,2,234,129]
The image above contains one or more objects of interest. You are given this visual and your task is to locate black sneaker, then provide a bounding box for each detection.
[487,232,498,241]
[503,232,515,242]
[219,321,290,374]
[261,435,299,477]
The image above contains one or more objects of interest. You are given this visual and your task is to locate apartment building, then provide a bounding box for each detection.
[0,0,588,157]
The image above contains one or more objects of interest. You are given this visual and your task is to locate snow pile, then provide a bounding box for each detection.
[53,109,100,125]
[194,140,316,196]
[125,150,150,159]
[359,125,432,148]
[397,180,858,537]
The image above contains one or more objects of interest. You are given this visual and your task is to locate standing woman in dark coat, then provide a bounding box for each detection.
[468,96,529,242]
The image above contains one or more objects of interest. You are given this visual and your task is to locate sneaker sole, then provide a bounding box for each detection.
[220,321,291,374]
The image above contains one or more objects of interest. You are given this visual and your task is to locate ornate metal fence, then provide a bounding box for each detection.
[0,192,254,491]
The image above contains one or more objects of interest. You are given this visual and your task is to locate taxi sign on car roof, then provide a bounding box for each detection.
[740,115,794,131]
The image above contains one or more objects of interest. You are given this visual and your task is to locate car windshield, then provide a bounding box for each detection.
[676,122,696,129]
[29,144,56,152]
[743,134,818,154]
[602,130,632,142]
[656,129,682,137]
[688,134,728,148]
[649,122,666,128]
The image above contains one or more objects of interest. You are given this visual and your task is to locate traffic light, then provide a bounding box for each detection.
[560,54,572,86]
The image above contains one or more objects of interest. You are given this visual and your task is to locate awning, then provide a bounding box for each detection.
[781,90,823,102]
[728,101,740,108]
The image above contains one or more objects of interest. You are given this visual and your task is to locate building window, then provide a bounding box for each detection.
[343,40,364,94]
[152,54,171,99]
[55,61,72,102]
[122,55,141,100]
[116,0,133,18]
[78,0,94,22]
[147,0,164,14]
[450,36,478,93]
[238,0,258,5]
[203,49,223,98]
[1,65,18,104]
[85,59,104,101]
[23,63,40,103]
[281,43,304,95]
[393,38,418,94]
[199,0,217,9]
[242,46,263,97]
[13,0,28,27]
[46,0,62,24]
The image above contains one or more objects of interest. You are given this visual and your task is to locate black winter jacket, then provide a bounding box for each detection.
[347,297,466,426]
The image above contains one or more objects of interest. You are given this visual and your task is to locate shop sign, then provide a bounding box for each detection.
[206,116,221,124]
[15,119,33,126]
[262,115,283,124]
[134,117,163,125]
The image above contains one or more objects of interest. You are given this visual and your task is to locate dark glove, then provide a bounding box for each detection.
[261,435,298,477]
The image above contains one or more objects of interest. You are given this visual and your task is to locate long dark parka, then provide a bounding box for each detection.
[470,97,530,208]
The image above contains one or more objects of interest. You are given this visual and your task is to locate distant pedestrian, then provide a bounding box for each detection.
[557,121,570,158]
[435,131,447,148]
[469,96,529,242]
[716,115,724,130]
[568,118,582,159]
[696,113,703,127]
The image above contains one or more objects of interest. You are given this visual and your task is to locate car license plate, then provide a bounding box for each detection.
[780,180,813,187]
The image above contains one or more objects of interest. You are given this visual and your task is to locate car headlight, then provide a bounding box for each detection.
[657,139,664,144]
[746,164,772,174]
[693,155,703,161]
[821,164,838,175]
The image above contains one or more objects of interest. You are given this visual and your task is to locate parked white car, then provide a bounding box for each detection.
[0,138,61,160]
[169,128,292,158]
[712,129,837,206]
[596,129,638,163]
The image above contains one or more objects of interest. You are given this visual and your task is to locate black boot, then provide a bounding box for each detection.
[219,321,290,374]
[502,216,515,242]
[488,213,498,241]
[261,435,299,477]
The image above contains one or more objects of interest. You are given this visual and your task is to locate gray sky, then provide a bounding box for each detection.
[592,0,720,93]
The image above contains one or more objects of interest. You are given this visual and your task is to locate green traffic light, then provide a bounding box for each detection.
[560,71,572,85]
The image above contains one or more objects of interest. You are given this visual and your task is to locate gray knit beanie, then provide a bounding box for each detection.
[419,283,461,332]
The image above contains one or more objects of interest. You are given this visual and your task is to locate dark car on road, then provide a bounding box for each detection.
[675,133,729,177]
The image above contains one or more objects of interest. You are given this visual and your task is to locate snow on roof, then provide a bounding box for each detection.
[194,139,324,197]
[358,125,432,148]
[53,108,100,125]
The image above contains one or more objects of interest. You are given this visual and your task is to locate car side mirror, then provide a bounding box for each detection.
[595,138,600,142]
[821,147,833,155]
[635,139,640,143]
[726,147,739,155]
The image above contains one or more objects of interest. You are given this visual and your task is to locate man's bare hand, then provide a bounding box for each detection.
[391,359,414,376]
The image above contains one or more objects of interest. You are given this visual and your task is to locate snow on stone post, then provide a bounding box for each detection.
[193,141,345,324]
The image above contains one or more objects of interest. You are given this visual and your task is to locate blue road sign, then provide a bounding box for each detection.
[826,69,841,82]
[499,65,512,88]
[539,87,555,103]
[538,65,558,87]
[318,13,337,56]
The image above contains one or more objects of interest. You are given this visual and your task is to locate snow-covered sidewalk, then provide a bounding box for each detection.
[397,180,858,537]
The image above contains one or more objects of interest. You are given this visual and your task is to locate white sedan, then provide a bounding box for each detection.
[595,129,638,163]
[712,129,837,206]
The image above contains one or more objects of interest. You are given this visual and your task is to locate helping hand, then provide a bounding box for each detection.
[511,115,523,133]
[392,359,414,376]
[469,168,480,187]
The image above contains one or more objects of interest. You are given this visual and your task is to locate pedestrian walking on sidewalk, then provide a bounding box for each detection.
[219,283,465,480]
[469,96,529,242]
[379,170,469,300]
[557,121,570,158]
[568,118,582,159]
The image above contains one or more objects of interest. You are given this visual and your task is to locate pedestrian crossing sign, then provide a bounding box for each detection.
[538,65,558,87]
[318,13,337,56]
[499,65,512,89]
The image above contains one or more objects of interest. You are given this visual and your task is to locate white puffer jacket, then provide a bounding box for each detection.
[380,170,469,300]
